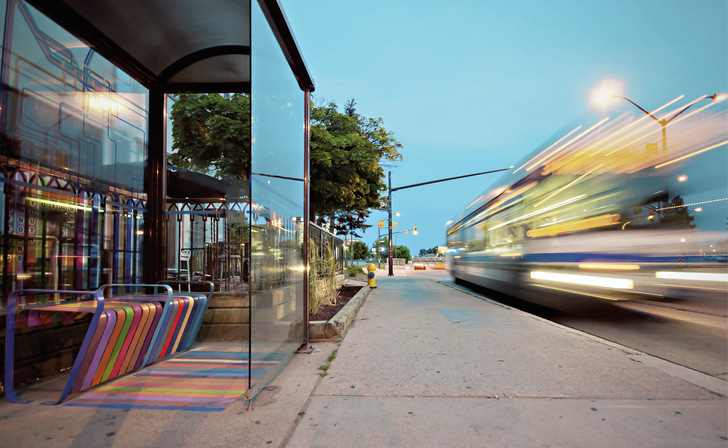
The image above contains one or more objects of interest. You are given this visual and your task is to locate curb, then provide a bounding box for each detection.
[309,285,371,340]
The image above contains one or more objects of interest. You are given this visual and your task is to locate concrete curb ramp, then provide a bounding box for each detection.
[310,285,371,340]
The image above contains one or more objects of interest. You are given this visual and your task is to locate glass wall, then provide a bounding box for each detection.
[164,92,251,366]
[0,0,149,304]
[250,0,306,396]
[0,0,149,390]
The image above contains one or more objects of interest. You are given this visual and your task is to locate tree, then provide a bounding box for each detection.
[419,246,440,256]
[659,195,696,229]
[310,99,402,231]
[370,237,410,262]
[352,240,369,260]
[394,245,411,263]
[332,209,371,238]
[169,93,250,180]
[169,94,403,237]
[372,237,389,259]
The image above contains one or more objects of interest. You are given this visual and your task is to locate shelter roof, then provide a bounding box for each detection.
[27,0,314,92]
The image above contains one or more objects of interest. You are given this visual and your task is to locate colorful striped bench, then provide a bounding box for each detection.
[4,282,212,405]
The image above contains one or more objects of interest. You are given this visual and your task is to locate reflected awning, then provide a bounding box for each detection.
[167,164,230,199]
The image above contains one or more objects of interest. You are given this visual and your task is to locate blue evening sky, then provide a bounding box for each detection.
[280,0,728,253]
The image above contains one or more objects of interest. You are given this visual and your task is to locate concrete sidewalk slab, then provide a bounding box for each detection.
[0,342,339,448]
[1,273,725,447]
[290,277,727,447]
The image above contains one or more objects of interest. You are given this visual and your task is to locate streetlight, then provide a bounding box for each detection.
[611,93,724,153]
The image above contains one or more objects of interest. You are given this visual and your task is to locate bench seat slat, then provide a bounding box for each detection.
[5,284,212,405]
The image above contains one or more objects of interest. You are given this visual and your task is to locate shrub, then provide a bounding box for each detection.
[346,265,365,277]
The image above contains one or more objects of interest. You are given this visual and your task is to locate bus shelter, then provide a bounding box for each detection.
[0,0,314,409]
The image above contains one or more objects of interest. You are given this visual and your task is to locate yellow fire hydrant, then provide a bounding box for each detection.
[367,263,377,288]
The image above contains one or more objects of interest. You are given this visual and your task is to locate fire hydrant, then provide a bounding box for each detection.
[367,263,377,288]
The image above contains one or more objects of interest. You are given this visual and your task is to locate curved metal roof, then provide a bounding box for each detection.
[27,0,314,92]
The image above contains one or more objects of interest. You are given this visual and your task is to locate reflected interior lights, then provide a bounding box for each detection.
[32,197,91,211]
[531,271,633,289]
[579,263,640,271]
[654,140,728,169]
[656,272,728,282]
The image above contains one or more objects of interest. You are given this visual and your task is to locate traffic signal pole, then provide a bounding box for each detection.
[387,171,393,276]
[387,167,511,276]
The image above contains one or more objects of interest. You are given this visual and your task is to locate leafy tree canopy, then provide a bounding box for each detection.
[659,195,696,229]
[351,240,369,260]
[418,246,441,256]
[311,98,402,232]
[169,94,402,237]
[169,93,250,179]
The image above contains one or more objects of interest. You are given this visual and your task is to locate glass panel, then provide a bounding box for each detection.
[251,4,304,180]
[0,0,149,393]
[0,0,148,303]
[165,92,252,394]
[249,175,305,388]
[250,1,306,397]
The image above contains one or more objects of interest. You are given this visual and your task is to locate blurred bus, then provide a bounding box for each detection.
[446,95,727,305]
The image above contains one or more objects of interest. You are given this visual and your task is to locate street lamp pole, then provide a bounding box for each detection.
[613,94,723,153]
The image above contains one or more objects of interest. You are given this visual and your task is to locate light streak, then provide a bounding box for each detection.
[588,96,684,156]
[532,284,625,301]
[481,182,538,216]
[32,197,92,211]
[513,125,581,174]
[656,272,728,282]
[526,118,609,171]
[534,164,602,207]
[655,197,727,212]
[579,263,640,271]
[530,271,634,289]
[526,213,620,238]
[466,195,485,209]
[489,195,585,231]
[654,140,728,169]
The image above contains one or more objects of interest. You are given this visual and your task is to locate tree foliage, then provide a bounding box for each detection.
[394,245,411,263]
[418,246,441,256]
[169,94,403,237]
[310,99,402,232]
[352,240,369,260]
[371,237,410,262]
[659,195,696,229]
[169,93,250,179]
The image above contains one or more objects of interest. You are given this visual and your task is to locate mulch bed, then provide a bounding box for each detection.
[310,284,363,322]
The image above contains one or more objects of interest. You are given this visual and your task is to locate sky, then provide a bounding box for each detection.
[280,0,728,254]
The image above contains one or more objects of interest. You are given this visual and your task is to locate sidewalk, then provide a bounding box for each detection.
[1,271,726,447]
[290,273,727,447]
